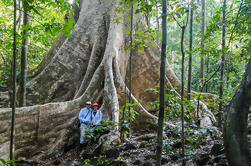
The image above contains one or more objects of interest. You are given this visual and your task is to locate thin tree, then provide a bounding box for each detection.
[19,0,29,107]
[155,0,167,164]
[128,0,133,135]
[205,55,209,92]
[170,8,189,166]
[219,0,226,128]
[187,0,194,100]
[180,24,187,166]
[156,6,160,45]
[10,0,17,160]
[200,0,205,85]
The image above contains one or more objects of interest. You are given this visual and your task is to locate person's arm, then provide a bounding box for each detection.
[82,109,91,124]
[95,111,102,125]
[78,108,85,123]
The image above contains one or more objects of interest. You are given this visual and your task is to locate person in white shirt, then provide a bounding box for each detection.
[90,102,102,132]
[78,101,93,144]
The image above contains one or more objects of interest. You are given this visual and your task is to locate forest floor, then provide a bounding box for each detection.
[16,123,227,166]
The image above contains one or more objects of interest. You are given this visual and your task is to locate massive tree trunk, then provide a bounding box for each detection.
[0,0,215,161]
[223,58,251,166]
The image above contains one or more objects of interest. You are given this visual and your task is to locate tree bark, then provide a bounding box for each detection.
[10,0,17,160]
[223,58,251,166]
[219,0,226,128]
[19,0,29,107]
[200,0,205,85]
[187,0,193,100]
[156,0,167,164]
[180,25,186,166]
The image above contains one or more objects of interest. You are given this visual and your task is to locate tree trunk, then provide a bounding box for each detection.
[10,0,17,160]
[0,0,215,161]
[128,0,133,134]
[187,0,193,100]
[156,0,167,164]
[219,0,226,128]
[19,0,29,107]
[223,57,251,166]
[180,25,186,166]
[200,0,205,85]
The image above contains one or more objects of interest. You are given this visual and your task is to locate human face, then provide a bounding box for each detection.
[93,106,98,111]
[86,104,91,108]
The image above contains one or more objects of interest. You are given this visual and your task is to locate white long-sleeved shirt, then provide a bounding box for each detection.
[91,110,102,125]
[79,107,92,124]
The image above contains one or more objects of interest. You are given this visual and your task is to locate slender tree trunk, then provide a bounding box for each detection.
[17,0,22,34]
[200,0,205,86]
[156,0,167,165]
[181,25,186,166]
[219,0,226,128]
[19,0,29,107]
[128,0,133,134]
[223,58,251,166]
[187,0,193,100]
[10,0,17,160]
[143,0,150,28]
[156,14,160,45]
[205,54,209,92]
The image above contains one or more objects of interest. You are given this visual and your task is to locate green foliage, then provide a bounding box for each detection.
[83,159,91,166]
[0,158,18,166]
[119,102,139,135]
[190,0,250,96]
[83,120,115,142]
[185,126,218,148]
[0,0,75,87]
[124,25,158,52]
[120,102,139,122]
[114,0,159,53]
[147,84,195,121]
[163,125,220,160]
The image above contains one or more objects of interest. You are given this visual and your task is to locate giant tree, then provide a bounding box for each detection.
[0,0,215,160]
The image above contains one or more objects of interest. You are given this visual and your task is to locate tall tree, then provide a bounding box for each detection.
[180,24,186,166]
[187,0,194,100]
[128,0,133,135]
[19,0,29,107]
[156,0,167,164]
[200,0,205,85]
[218,0,226,127]
[170,5,189,165]
[10,0,17,160]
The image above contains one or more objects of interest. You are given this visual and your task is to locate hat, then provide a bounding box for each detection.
[92,102,99,106]
[86,101,92,105]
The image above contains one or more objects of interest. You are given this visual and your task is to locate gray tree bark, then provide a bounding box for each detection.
[156,0,167,164]
[200,0,205,85]
[219,0,226,128]
[187,0,193,100]
[223,58,251,166]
